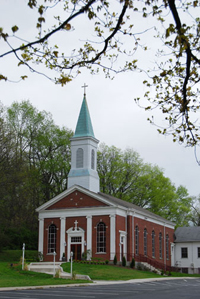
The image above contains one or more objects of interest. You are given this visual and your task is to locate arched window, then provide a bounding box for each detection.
[97,222,106,253]
[166,234,169,260]
[48,224,57,253]
[144,228,147,256]
[152,230,155,258]
[76,148,83,168]
[135,226,139,255]
[159,232,162,259]
[91,149,95,170]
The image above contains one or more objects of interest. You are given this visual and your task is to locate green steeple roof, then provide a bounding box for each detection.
[73,96,95,138]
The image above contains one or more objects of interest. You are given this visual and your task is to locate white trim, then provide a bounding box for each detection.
[86,215,92,259]
[36,185,114,212]
[110,214,116,260]
[36,185,174,229]
[119,230,127,262]
[66,227,85,261]
[60,217,66,261]
[38,218,44,254]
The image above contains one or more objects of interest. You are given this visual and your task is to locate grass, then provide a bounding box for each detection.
[62,262,200,280]
[0,251,199,288]
[0,262,89,288]
[0,250,38,263]
[62,262,161,280]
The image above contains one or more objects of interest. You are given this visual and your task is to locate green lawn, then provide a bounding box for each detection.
[0,250,199,288]
[62,262,161,280]
[0,262,88,288]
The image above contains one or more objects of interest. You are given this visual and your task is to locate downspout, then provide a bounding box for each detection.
[164,223,166,272]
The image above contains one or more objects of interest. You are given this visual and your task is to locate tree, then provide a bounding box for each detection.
[0,100,73,249]
[97,143,193,226]
[191,195,200,226]
[0,1,200,147]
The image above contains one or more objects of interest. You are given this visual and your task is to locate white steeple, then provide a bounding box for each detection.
[67,91,100,193]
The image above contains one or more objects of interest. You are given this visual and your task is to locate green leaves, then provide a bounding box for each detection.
[0,100,74,249]
[0,74,7,81]
[97,143,193,226]
[56,74,72,86]
[11,25,19,33]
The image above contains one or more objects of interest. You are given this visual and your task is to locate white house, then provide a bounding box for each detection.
[172,226,200,274]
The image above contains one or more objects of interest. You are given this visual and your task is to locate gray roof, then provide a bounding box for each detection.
[174,226,200,242]
[98,192,174,225]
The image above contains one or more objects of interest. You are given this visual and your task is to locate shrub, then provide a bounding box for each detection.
[113,255,117,265]
[71,271,77,280]
[130,258,135,269]
[122,256,126,267]
[105,260,109,265]
[136,262,142,270]
[55,269,61,278]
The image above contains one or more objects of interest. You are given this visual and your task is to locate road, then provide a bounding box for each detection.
[0,279,200,299]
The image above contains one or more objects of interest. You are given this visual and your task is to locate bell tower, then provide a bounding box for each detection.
[67,86,100,193]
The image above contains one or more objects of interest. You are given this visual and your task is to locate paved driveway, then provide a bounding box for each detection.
[0,278,200,299]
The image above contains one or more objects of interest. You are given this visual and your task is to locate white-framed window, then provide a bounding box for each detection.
[159,232,162,259]
[144,228,147,256]
[71,236,82,243]
[48,224,57,253]
[166,234,169,260]
[97,222,106,253]
[181,247,188,258]
[135,226,139,255]
[152,230,155,258]
[76,148,83,168]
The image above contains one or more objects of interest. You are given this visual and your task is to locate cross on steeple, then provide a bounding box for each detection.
[82,83,88,96]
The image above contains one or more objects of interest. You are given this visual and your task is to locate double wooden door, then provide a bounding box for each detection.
[71,244,82,260]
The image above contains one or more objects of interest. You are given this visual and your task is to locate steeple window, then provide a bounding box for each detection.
[76,148,84,168]
[91,149,95,170]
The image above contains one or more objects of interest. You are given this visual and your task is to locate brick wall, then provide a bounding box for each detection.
[133,217,174,266]
[47,191,108,210]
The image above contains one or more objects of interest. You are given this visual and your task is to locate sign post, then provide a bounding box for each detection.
[53,251,56,277]
[70,251,73,277]
[22,243,25,270]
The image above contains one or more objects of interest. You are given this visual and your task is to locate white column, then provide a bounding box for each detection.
[38,218,44,254]
[110,214,116,260]
[86,215,92,260]
[60,217,66,261]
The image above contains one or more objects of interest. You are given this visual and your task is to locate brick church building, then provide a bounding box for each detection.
[36,90,175,268]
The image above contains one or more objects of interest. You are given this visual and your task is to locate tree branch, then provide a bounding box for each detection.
[0,0,96,58]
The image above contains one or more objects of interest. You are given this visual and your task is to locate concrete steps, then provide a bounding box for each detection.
[28,262,91,280]
[140,262,161,275]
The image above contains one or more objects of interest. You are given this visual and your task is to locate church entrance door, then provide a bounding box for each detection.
[71,244,82,260]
